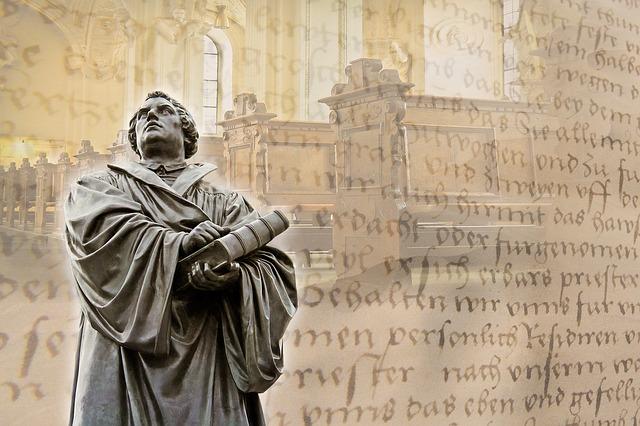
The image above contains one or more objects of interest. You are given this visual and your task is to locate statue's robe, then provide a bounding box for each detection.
[64,161,297,425]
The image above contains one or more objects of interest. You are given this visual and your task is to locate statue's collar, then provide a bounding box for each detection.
[138,159,188,172]
[107,161,218,196]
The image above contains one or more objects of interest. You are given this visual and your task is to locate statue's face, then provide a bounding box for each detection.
[135,97,184,160]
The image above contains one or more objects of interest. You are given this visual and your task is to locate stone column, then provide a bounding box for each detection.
[319,58,413,278]
[217,93,276,202]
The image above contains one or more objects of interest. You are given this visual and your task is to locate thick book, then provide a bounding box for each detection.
[177,210,290,275]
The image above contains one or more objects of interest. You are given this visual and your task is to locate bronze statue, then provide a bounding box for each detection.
[64,91,297,425]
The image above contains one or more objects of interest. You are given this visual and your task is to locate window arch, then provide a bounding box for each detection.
[202,36,219,134]
[201,30,233,134]
[502,0,521,100]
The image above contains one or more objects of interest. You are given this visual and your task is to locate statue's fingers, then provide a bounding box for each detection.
[210,223,231,235]
[217,268,240,284]
[202,263,218,281]
[193,221,219,239]
[188,271,206,290]
[189,267,200,286]
[210,261,238,273]
[193,262,207,283]
[190,265,199,283]
[192,234,208,247]
[200,223,221,239]
[201,263,237,287]
[202,263,223,281]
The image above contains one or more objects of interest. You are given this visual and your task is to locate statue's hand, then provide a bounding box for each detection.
[188,261,241,291]
[181,221,230,255]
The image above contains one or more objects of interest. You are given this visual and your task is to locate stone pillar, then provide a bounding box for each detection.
[319,58,413,278]
[217,93,276,202]
[244,0,269,103]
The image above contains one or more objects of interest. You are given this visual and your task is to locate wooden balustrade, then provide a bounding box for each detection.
[0,140,109,234]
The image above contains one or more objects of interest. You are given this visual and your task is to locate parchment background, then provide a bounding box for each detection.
[3,0,640,425]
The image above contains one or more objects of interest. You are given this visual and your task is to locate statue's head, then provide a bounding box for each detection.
[128,91,198,160]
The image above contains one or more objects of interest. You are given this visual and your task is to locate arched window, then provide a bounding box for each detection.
[503,0,521,100]
[203,36,219,134]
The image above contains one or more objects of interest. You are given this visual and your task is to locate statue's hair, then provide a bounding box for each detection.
[128,91,199,159]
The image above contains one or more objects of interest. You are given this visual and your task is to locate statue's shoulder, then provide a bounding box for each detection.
[192,164,230,196]
[194,177,231,196]
[77,168,120,187]
[194,178,251,206]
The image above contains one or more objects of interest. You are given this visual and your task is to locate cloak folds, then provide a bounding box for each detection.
[64,161,297,426]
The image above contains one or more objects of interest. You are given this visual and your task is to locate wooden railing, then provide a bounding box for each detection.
[0,140,113,234]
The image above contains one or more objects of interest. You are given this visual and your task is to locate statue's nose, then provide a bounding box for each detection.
[147,109,159,120]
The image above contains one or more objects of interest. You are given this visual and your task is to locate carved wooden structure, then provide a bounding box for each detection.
[107,130,138,164]
[219,93,336,269]
[320,58,413,277]
[75,139,111,172]
[401,95,549,273]
[318,59,548,277]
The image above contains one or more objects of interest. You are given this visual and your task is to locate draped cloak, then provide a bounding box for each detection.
[64,161,297,425]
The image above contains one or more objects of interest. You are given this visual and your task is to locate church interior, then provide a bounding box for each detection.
[1,0,528,161]
[0,0,539,271]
